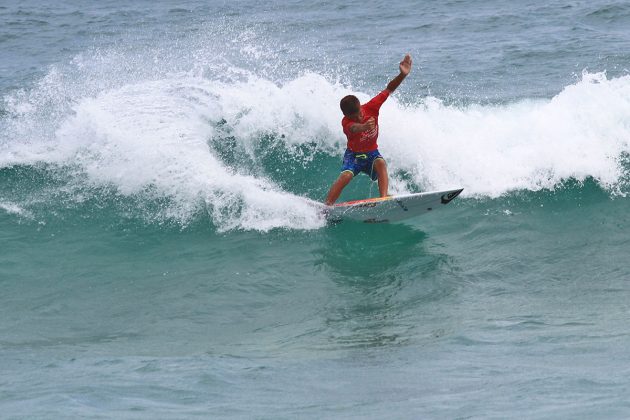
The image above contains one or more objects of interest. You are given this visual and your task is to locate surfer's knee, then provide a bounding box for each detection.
[373,158,387,177]
[339,171,354,184]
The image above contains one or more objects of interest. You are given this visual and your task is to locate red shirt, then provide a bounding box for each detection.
[342,89,390,152]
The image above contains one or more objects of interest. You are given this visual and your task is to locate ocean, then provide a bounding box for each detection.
[2,0,630,418]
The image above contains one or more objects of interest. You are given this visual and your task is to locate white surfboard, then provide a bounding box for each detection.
[326,188,463,223]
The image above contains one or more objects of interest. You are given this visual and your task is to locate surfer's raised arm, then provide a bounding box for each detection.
[386,53,412,92]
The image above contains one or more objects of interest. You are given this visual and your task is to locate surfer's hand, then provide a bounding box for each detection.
[399,54,412,75]
[364,117,376,131]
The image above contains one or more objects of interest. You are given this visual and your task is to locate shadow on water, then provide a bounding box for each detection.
[313,221,461,349]
[317,221,429,280]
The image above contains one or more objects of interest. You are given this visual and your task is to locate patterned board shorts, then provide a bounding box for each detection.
[340,149,384,181]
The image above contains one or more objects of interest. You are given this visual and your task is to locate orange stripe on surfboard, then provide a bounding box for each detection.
[333,196,393,207]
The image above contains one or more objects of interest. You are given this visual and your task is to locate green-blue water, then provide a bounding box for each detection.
[2,1,630,418]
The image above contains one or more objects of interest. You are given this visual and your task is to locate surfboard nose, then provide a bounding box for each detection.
[441,188,463,204]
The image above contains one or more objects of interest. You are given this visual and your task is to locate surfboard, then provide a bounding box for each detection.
[326,188,463,223]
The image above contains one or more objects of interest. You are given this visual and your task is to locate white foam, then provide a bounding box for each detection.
[50,77,327,231]
[0,202,32,218]
[380,71,630,197]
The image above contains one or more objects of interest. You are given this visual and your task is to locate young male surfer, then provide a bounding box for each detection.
[324,53,413,205]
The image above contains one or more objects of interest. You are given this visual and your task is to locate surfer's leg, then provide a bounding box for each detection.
[325,171,354,205]
[373,158,388,197]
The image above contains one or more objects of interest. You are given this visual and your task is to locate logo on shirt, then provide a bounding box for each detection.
[361,126,378,142]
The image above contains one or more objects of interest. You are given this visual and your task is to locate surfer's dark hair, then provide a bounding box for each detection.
[340,95,360,116]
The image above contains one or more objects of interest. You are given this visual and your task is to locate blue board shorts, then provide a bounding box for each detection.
[341,149,384,181]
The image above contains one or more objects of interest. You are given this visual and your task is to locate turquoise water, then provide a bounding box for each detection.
[2,1,630,418]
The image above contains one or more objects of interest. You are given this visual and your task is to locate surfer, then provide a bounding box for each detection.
[324,53,413,205]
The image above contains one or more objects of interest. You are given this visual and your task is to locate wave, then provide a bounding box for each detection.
[383,71,630,197]
[2,42,630,230]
